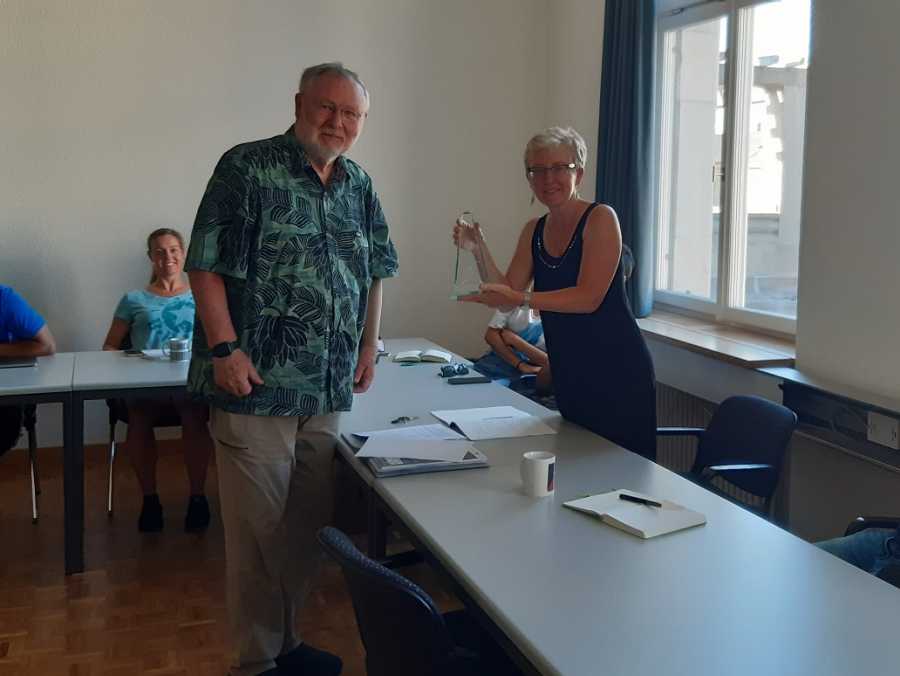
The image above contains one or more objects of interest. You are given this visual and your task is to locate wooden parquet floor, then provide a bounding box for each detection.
[0,441,457,675]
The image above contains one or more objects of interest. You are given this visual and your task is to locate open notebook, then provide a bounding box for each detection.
[563,489,706,539]
[392,349,452,364]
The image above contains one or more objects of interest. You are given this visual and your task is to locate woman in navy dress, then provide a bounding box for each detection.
[455,127,656,459]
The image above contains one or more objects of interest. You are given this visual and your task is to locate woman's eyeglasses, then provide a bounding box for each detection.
[526,162,577,180]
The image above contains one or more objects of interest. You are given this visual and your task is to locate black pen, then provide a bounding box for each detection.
[619,493,662,508]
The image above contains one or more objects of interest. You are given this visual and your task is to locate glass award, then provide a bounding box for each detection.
[451,211,483,299]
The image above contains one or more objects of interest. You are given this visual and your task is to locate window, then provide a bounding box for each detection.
[654,0,811,333]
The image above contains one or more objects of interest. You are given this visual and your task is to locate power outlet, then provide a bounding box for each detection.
[867,411,900,450]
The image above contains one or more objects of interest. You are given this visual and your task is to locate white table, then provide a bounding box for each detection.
[0,352,75,396]
[0,354,79,571]
[339,339,900,676]
[67,350,190,573]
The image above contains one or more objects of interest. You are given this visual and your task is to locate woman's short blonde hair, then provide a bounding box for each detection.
[523,126,588,170]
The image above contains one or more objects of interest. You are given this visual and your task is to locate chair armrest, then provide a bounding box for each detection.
[700,463,773,482]
[845,516,900,536]
[707,463,773,472]
[657,427,704,438]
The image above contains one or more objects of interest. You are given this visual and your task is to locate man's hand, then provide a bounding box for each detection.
[354,344,378,394]
[213,349,263,397]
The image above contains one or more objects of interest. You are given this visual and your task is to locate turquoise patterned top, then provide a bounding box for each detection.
[113,289,195,350]
[185,129,399,417]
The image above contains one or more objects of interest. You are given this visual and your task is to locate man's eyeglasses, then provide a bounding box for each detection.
[526,163,577,180]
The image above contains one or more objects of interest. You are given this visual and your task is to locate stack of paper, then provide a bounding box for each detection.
[353,424,476,461]
[563,489,706,539]
[431,406,557,440]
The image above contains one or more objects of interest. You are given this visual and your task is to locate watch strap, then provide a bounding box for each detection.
[211,341,237,358]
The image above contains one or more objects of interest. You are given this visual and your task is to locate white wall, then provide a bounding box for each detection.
[1,0,568,444]
[545,0,606,201]
[795,0,900,400]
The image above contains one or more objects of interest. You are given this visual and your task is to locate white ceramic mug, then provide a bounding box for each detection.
[520,451,556,497]
[161,337,191,362]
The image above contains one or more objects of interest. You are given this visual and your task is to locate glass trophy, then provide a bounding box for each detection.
[452,211,483,299]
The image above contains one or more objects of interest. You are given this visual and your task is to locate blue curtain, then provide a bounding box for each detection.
[596,0,656,317]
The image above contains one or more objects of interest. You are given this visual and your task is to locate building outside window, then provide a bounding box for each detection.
[654,0,811,333]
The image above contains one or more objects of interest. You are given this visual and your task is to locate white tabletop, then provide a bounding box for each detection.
[336,338,555,486]
[345,339,900,676]
[0,352,75,396]
[72,350,189,391]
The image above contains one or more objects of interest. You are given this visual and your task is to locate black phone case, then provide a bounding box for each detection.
[447,375,491,385]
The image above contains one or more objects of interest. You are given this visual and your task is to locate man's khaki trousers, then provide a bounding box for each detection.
[210,408,341,676]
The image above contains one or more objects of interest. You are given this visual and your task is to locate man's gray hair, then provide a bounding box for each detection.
[299,62,369,104]
[524,126,588,169]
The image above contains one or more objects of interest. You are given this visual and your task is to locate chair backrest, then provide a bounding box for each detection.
[316,526,454,676]
[692,395,797,501]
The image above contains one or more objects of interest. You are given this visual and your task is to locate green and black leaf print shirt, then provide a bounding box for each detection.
[185,129,399,417]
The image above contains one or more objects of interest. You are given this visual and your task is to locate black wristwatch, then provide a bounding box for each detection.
[210,341,238,359]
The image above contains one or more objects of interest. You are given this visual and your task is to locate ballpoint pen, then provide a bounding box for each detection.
[618,493,662,508]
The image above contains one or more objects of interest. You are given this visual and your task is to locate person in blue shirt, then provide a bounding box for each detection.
[0,286,56,455]
[472,307,550,386]
[0,286,56,357]
[101,228,213,533]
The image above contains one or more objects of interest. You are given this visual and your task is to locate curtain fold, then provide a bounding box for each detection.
[596,0,656,317]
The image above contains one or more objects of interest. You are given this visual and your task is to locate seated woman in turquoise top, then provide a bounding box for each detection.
[102,228,213,533]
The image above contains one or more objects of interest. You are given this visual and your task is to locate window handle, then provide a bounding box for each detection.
[712,161,726,183]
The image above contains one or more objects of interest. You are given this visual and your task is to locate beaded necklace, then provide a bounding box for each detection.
[536,214,580,270]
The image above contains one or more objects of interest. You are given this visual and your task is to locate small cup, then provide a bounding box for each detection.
[520,451,556,498]
[161,337,191,362]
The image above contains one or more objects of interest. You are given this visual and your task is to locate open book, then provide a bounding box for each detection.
[563,489,706,539]
[393,349,452,364]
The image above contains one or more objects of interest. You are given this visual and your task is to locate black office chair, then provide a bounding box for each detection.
[843,516,900,588]
[106,333,181,517]
[658,395,797,516]
[0,404,40,523]
[316,526,521,676]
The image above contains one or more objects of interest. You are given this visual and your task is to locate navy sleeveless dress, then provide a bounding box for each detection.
[532,203,657,460]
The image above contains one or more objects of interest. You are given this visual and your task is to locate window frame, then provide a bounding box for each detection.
[653,0,803,336]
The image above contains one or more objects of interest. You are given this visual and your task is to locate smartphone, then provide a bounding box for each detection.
[124,349,143,357]
[447,375,491,385]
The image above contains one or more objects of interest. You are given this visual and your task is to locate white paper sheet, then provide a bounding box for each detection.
[431,406,528,424]
[353,423,465,441]
[430,406,557,440]
[356,436,476,462]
